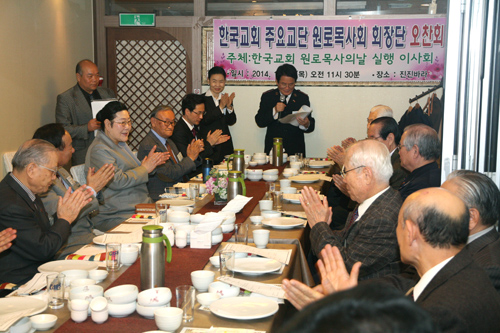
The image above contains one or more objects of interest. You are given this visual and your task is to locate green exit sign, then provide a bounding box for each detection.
[119,13,156,27]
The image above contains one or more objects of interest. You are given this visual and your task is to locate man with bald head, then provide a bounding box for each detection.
[304,140,403,280]
[56,59,116,165]
[0,140,93,284]
[284,188,500,331]
[398,124,441,200]
[138,105,204,201]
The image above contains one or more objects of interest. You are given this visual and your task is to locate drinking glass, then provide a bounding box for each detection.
[274,191,283,211]
[176,285,195,322]
[106,243,121,272]
[155,202,168,223]
[189,183,200,201]
[235,224,248,245]
[219,250,235,278]
[47,273,65,309]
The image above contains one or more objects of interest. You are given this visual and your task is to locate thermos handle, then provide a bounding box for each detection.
[142,236,172,263]
[238,176,246,196]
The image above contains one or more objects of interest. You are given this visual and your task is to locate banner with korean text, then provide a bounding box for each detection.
[213,18,446,84]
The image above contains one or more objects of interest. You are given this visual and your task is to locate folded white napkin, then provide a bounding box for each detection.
[8,272,51,297]
[221,195,253,213]
[0,309,35,331]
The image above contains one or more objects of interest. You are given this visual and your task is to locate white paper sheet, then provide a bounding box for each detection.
[222,244,291,265]
[218,276,285,299]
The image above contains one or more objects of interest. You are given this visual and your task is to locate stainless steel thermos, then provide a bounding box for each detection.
[227,170,246,201]
[140,225,172,290]
[272,138,283,166]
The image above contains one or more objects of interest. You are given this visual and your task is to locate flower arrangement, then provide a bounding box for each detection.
[205,169,228,204]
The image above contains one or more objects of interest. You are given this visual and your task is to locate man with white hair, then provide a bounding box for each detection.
[303,140,403,280]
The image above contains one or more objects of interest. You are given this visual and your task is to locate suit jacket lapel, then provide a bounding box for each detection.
[72,85,91,117]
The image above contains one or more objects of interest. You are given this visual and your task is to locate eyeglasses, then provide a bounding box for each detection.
[341,165,365,178]
[190,110,206,117]
[37,164,57,175]
[278,82,296,89]
[154,117,175,127]
[113,119,132,127]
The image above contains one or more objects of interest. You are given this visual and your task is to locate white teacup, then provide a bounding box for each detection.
[121,245,139,266]
[253,230,270,249]
[259,200,273,211]
[280,179,291,188]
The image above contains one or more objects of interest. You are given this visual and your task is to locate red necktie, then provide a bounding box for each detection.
[191,128,197,140]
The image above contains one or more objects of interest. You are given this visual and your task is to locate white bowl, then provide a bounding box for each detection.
[196,292,221,307]
[281,186,298,194]
[190,214,204,223]
[263,174,279,181]
[167,211,190,223]
[121,246,139,266]
[209,255,220,267]
[30,314,57,331]
[169,206,189,212]
[191,270,215,292]
[108,301,137,317]
[248,161,258,167]
[221,223,235,233]
[154,307,183,332]
[137,287,172,307]
[88,270,108,283]
[70,285,104,301]
[247,169,263,175]
[263,169,279,175]
[282,172,293,178]
[290,161,302,169]
[10,316,31,333]
[220,211,236,224]
[89,296,108,312]
[212,233,223,245]
[261,210,282,219]
[250,216,264,224]
[284,168,299,175]
[70,299,89,311]
[70,278,96,289]
[71,309,88,323]
[247,175,262,181]
[104,284,139,304]
[212,226,222,236]
[136,303,168,319]
[159,222,175,232]
[254,153,267,158]
[256,159,267,165]
[62,269,88,287]
[208,282,240,298]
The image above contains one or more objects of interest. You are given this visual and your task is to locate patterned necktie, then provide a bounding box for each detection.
[345,207,359,231]
[191,127,197,140]
[166,143,178,164]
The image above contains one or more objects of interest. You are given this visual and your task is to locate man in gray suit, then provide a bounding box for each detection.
[56,59,116,165]
[33,123,115,257]
[137,105,204,201]
[303,140,403,281]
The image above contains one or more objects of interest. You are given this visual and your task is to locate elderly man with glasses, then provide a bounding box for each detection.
[138,105,204,201]
[303,139,403,281]
[171,93,230,167]
[0,139,93,285]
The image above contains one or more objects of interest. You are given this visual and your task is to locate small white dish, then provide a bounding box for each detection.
[263,174,279,181]
[248,161,258,167]
[137,287,172,307]
[209,255,220,267]
[154,307,183,332]
[30,314,57,331]
[136,303,167,319]
[191,270,215,292]
[69,285,104,301]
[261,210,282,219]
[10,316,31,333]
[121,245,139,266]
[88,270,108,283]
[70,278,96,289]
[250,216,264,224]
[197,292,221,307]
[263,169,279,175]
[208,281,240,298]
[108,301,137,317]
[104,284,138,304]
[221,223,235,233]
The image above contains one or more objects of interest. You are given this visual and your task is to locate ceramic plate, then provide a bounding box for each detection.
[227,257,282,275]
[308,160,333,168]
[262,217,305,229]
[288,175,320,183]
[38,260,98,273]
[157,199,195,207]
[0,297,47,317]
[283,193,324,204]
[210,297,279,320]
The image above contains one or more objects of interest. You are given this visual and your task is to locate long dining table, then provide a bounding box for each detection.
[35,161,331,332]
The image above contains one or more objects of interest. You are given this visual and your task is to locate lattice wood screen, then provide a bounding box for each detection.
[115,39,188,151]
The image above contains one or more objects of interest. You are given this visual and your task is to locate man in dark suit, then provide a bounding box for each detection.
[442,169,500,292]
[171,94,229,174]
[398,124,441,200]
[284,188,500,332]
[255,64,315,156]
[0,140,93,284]
[33,123,115,258]
[56,59,116,165]
[138,105,204,201]
[303,140,403,281]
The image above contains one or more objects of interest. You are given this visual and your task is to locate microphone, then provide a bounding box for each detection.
[280,95,286,104]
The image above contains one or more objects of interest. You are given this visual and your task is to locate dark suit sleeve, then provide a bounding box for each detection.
[301,94,315,133]
[225,109,237,126]
[0,202,70,261]
[255,92,277,128]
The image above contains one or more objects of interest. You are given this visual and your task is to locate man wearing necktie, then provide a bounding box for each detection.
[33,123,115,258]
[138,105,204,201]
[255,64,315,156]
[171,94,230,175]
[0,139,94,284]
[283,188,500,332]
[302,140,403,281]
